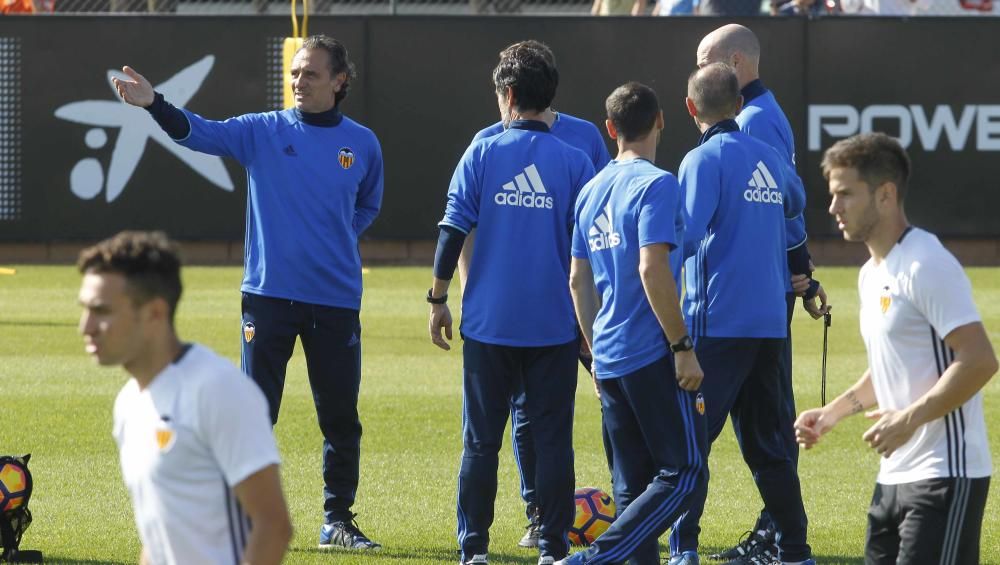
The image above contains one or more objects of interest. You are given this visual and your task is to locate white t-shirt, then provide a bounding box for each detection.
[112,344,281,565]
[859,227,991,485]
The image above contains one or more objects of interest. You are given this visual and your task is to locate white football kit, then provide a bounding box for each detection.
[858,227,991,485]
[113,344,281,565]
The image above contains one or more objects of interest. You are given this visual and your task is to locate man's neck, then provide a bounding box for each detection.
[739,72,760,90]
[697,115,737,133]
[126,333,183,390]
[616,135,658,163]
[540,108,557,128]
[866,211,910,264]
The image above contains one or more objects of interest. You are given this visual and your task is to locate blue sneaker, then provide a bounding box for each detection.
[666,551,700,565]
[318,517,381,551]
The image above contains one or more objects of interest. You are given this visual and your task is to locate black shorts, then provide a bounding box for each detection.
[866,477,990,565]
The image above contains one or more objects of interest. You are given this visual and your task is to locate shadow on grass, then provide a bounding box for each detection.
[0,320,77,328]
[32,557,130,565]
[696,547,864,565]
[289,546,543,563]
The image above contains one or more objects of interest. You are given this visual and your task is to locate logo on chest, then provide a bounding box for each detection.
[338,147,355,169]
[880,285,892,314]
[155,416,176,453]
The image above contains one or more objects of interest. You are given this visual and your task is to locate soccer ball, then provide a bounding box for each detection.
[568,487,616,546]
[0,460,28,512]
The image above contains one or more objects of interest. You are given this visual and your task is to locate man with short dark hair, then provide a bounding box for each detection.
[561,81,707,565]
[77,231,292,565]
[459,40,612,550]
[428,44,594,565]
[689,24,828,563]
[112,34,384,551]
[667,63,814,565]
[796,132,996,565]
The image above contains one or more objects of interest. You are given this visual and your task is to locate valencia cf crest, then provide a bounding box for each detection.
[695,393,706,416]
[243,322,255,343]
[155,423,176,452]
[880,285,892,314]
[338,147,355,169]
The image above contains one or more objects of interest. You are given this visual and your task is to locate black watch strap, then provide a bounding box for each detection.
[426,288,448,304]
[671,335,694,353]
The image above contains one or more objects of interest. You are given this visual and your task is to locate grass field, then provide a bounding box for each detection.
[1,265,998,564]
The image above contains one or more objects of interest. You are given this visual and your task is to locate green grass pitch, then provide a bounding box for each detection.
[1,265,998,564]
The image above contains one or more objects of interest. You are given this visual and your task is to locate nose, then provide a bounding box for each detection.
[79,310,96,336]
[828,195,840,217]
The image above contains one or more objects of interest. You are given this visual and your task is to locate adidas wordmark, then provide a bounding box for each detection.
[495,164,554,209]
[744,161,783,205]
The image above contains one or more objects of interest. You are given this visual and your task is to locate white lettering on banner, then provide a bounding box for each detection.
[808,104,1000,152]
[54,56,234,203]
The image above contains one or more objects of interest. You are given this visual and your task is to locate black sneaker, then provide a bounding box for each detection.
[709,530,774,562]
[318,516,382,551]
[518,505,542,548]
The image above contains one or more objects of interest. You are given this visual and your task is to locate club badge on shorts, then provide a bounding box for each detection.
[243,322,255,343]
[338,147,354,169]
[880,285,892,314]
[695,393,705,415]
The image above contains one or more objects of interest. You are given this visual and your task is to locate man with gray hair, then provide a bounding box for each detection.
[689,23,829,563]
[666,63,814,565]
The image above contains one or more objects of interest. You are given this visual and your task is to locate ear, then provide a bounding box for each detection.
[684,97,698,119]
[143,296,170,326]
[734,94,744,115]
[504,86,516,109]
[333,71,347,93]
[876,181,897,206]
[655,110,665,130]
[605,118,618,140]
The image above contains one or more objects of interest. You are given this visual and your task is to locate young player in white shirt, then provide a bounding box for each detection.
[795,133,997,565]
[77,231,292,565]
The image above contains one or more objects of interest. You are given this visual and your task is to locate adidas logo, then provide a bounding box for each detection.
[494,164,554,209]
[588,203,621,252]
[283,145,297,157]
[744,161,783,205]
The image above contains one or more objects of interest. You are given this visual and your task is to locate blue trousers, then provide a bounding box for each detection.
[755,292,802,534]
[668,337,810,562]
[458,337,578,561]
[511,350,614,517]
[574,354,707,565]
[240,292,362,524]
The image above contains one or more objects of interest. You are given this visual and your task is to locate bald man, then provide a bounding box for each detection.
[674,24,828,564]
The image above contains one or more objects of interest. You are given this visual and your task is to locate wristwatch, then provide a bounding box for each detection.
[426,288,448,305]
[670,335,694,353]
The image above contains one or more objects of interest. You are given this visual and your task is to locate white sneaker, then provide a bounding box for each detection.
[538,557,556,565]
[463,554,488,565]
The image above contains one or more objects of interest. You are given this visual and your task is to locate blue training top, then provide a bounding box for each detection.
[737,80,807,252]
[474,112,611,172]
[177,108,384,310]
[571,159,683,379]
[441,120,595,347]
[679,120,804,339]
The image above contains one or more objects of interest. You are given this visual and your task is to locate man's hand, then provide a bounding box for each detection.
[591,373,601,400]
[790,273,811,297]
[674,350,703,391]
[429,303,453,351]
[803,286,830,320]
[794,407,836,449]
[862,409,918,458]
[112,66,155,108]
